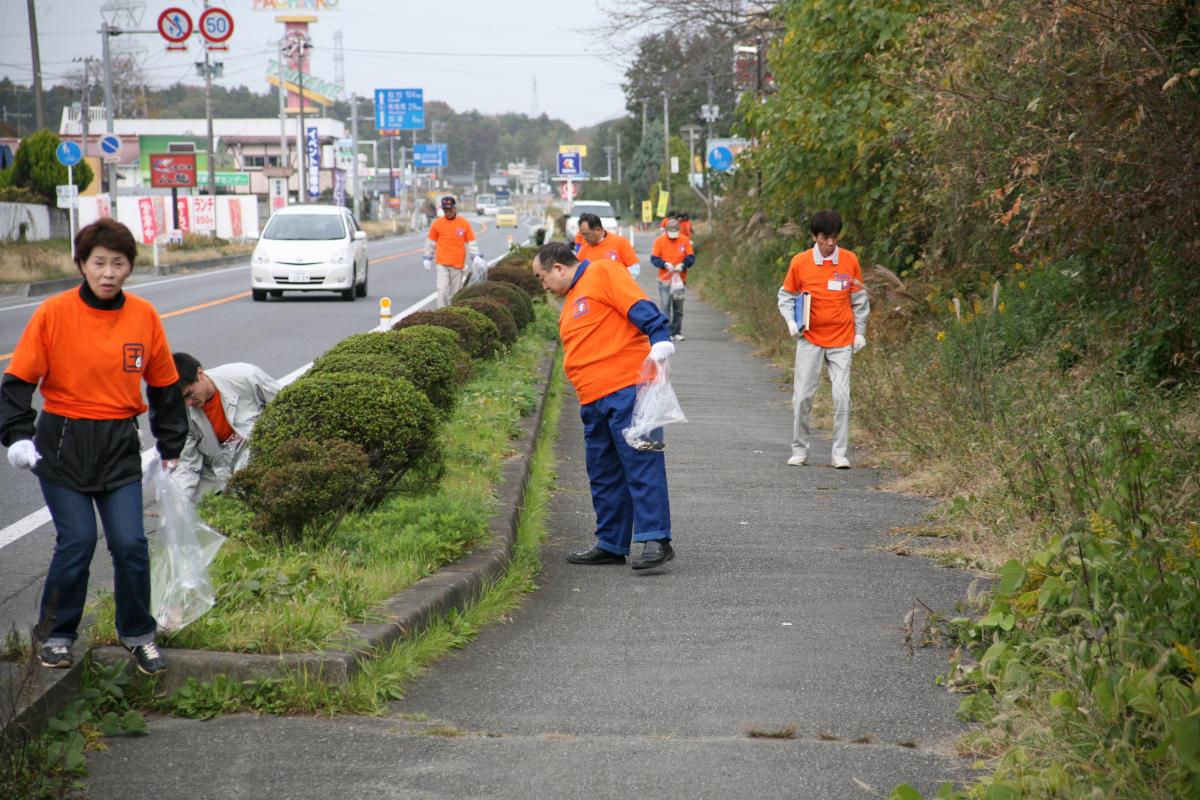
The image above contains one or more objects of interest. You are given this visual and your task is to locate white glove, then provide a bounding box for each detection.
[7,439,40,470]
[649,340,675,363]
[628,263,641,278]
[786,320,801,339]
[472,256,486,270]
[853,334,867,353]
[422,259,433,271]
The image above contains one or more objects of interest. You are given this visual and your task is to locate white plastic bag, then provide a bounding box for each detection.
[669,272,686,298]
[622,358,688,451]
[143,459,226,634]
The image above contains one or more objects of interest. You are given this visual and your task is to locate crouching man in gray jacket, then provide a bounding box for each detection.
[171,352,280,503]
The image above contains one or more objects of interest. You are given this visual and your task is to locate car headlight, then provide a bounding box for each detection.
[331,252,348,265]
[252,251,270,266]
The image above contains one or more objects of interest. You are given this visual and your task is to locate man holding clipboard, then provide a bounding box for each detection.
[776,210,870,469]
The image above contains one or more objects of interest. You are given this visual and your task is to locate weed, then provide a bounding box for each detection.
[747,724,798,739]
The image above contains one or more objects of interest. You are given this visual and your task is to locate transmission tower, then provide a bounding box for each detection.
[100,0,149,117]
[333,29,345,95]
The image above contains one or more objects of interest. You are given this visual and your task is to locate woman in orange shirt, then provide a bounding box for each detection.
[1,219,188,674]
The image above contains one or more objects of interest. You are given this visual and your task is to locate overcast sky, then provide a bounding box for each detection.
[0,0,632,129]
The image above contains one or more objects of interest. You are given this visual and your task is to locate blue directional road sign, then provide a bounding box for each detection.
[413,143,447,168]
[707,145,733,172]
[374,88,424,131]
[56,141,83,167]
[99,134,122,158]
[556,152,581,176]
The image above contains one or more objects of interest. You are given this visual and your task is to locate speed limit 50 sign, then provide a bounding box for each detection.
[198,7,234,51]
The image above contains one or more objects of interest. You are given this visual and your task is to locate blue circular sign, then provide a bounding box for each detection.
[707,145,733,172]
[55,141,83,167]
[100,134,122,156]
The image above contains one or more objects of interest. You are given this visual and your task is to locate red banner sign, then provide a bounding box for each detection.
[150,153,197,188]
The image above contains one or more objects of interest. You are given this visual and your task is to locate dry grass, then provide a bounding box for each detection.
[360,219,408,238]
[0,239,256,285]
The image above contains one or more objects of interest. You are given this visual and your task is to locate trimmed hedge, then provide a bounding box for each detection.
[316,326,469,410]
[453,296,518,346]
[308,353,415,383]
[440,306,504,359]
[249,372,437,489]
[392,310,476,356]
[453,281,534,330]
[486,265,545,302]
[227,437,375,545]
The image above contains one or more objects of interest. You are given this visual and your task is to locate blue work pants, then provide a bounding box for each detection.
[578,385,672,555]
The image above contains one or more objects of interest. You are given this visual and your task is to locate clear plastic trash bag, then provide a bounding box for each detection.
[622,357,688,451]
[143,459,226,634]
[669,272,686,297]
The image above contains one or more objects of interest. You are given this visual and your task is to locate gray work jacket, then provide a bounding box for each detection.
[170,363,280,503]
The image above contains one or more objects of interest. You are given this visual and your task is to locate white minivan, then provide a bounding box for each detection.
[250,205,369,301]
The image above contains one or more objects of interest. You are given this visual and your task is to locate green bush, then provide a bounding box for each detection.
[453,281,534,329]
[392,309,484,359]
[7,129,93,205]
[496,246,536,268]
[307,353,410,382]
[249,371,437,490]
[454,296,518,345]
[227,438,375,546]
[317,327,469,410]
[440,305,504,359]
[486,265,546,302]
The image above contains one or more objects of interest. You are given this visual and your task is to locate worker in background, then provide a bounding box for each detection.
[424,196,486,308]
[650,218,695,341]
[576,212,642,277]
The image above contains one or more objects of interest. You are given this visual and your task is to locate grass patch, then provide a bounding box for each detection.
[86,305,559,654]
[115,355,564,719]
[0,236,259,285]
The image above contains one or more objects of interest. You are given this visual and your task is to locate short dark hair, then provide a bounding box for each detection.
[680,213,690,221]
[173,352,203,386]
[577,212,603,231]
[74,218,137,269]
[810,210,843,237]
[533,242,579,271]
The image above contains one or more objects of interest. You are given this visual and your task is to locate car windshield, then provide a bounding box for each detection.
[573,203,615,218]
[499,207,516,214]
[263,214,346,241]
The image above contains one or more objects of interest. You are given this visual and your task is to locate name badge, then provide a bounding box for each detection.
[827,279,846,291]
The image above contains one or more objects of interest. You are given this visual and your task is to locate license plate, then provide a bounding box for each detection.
[288,270,310,283]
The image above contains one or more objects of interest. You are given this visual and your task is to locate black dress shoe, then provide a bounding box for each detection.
[631,540,675,570]
[566,546,627,565]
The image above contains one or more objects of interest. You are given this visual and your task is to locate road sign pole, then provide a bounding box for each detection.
[171,186,179,231]
[100,22,118,218]
[67,165,76,260]
[349,93,359,216]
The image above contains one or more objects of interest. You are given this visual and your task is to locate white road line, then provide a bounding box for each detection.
[0,289,440,552]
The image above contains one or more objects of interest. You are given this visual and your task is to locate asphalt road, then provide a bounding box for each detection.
[0,215,523,642]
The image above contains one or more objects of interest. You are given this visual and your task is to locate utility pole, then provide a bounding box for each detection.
[641,99,647,138]
[349,92,359,216]
[277,39,288,199]
[283,32,312,205]
[26,0,45,130]
[603,145,614,182]
[616,130,622,184]
[99,24,117,209]
[662,92,670,201]
[202,1,216,203]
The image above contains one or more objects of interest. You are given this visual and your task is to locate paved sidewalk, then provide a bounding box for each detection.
[85,274,974,799]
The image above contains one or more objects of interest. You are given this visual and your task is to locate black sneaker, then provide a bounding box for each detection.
[125,641,167,675]
[39,643,73,668]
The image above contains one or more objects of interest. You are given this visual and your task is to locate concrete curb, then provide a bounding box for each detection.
[83,341,558,694]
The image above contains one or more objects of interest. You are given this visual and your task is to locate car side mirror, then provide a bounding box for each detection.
[353,230,367,241]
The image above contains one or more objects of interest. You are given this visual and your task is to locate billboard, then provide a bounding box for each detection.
[149,154,197,188]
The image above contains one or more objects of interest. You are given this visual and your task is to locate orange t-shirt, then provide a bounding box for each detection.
[560,259,652,405]
[427,216,476,268]
[6,288,178,419]
[680,220,694,238]
[781,247,864,348]
[202,389,236,444]
[652,234,694,283]
[576,232,639,269]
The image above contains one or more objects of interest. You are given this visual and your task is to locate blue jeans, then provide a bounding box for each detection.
[579,385,672,555]
[38,478,156,648]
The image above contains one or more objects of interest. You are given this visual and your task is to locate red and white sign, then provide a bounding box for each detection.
[198,8,234,51]
[191,196,216,232]
[228,198,243,238]
[137,197,159,244]
[149,153,197,188]
[176,197,191,234]
[157,7,193,52]
[560,181,577,201]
